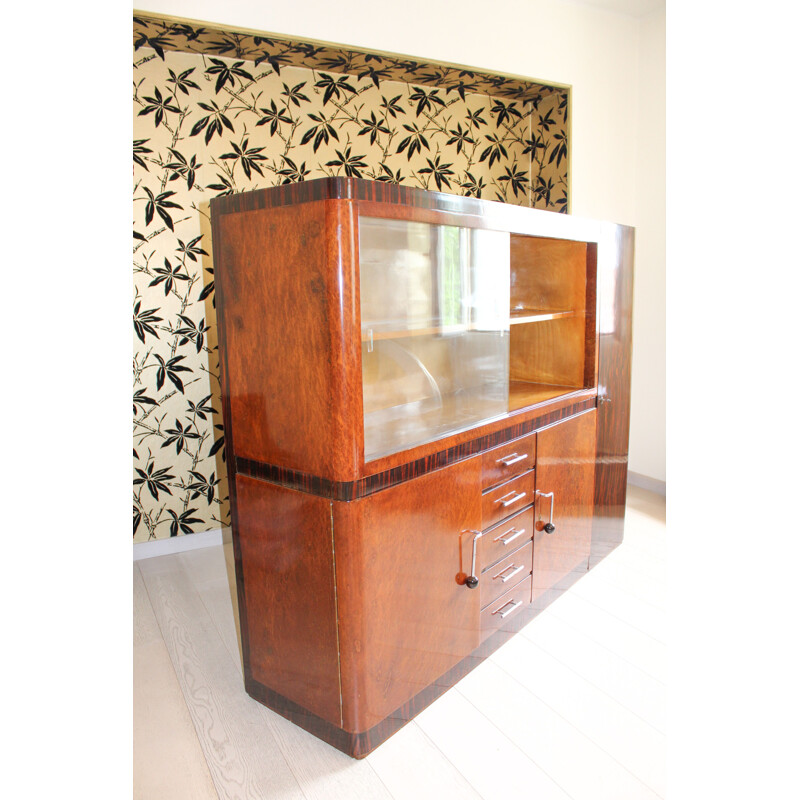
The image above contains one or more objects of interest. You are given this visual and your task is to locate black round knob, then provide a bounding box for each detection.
[465,575,479,589]
[544,522,555,534]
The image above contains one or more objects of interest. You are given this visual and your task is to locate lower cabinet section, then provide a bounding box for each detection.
[232,409,598,758]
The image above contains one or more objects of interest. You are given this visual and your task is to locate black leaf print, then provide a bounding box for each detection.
[133,300,162,344]
[205,58,254,93]
[418,156,455,191]
[326,147,368,178]
[138,86,181,128]
[167,507,204,536]
[154,354,192,393]
[134,461,174,501]
[255,100,294,136]
[220,137,268,179]
[142,187,182,231]
[167,67,200,95]
[315,73,357,105]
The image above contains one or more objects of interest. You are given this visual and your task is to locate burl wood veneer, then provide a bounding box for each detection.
[210,178,634,757]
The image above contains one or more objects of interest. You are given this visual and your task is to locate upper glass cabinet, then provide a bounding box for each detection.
[359,215,595,462]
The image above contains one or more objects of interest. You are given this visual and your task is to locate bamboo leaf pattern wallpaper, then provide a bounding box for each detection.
[132,14,569,542]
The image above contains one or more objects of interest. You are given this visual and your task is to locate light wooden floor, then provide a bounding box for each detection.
[134,485,666,800]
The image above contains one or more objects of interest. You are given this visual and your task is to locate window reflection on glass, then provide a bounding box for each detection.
[359,216,510,460]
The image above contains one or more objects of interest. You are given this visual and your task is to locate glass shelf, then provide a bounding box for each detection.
[510,308,576,325]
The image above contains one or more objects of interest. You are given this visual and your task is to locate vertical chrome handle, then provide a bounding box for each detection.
[535,490,555,533]
[463,529,484,589]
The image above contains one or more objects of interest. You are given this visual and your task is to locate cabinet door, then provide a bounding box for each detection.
[533,409,597,602]
[333,455,482,732]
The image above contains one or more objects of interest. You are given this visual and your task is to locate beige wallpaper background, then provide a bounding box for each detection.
[132,13,570,542]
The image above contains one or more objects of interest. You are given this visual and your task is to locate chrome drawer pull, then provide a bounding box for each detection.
[494,527,525,546]
[493,563,525,583]
[497,452,528,467]
[496,491,527,508]
[493,599,523,619]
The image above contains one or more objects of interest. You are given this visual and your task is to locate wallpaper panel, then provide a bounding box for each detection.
[132,38,569,542]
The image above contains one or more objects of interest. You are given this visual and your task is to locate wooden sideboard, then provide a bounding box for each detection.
[210,178,634,757]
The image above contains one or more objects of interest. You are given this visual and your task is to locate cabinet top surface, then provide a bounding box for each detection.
[209,177,630,238]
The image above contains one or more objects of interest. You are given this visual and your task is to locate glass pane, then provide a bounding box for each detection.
[359,216,510,461]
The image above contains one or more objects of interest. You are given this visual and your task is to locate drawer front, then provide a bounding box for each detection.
[480,506,534,572]
[481,469,535,531]
[481,575,533,640]
[481,432,536,491]
[480,540,532,610]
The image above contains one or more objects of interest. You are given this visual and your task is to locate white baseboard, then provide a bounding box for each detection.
[133,526,232,561]
[627,470,666,496]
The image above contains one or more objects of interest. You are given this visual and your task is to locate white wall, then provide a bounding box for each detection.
[134,0,665,483]
[629,6,666,483]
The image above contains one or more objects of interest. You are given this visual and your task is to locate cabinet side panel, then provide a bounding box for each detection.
[214,199,362,481]
[592,225,634,567]
[334,457,482,733]
[235,475,342,727]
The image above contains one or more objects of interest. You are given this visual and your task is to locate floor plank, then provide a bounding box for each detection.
[519,610,666,732]
[457,658,662,800]
[414,687,573,800]
[545,591,667,683]
[133,565,219,800]
[138,555,305,800]
[491,634,666,796]
[365,721,483,800]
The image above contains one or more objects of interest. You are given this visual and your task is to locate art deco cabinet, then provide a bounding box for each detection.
[210,178,634,757]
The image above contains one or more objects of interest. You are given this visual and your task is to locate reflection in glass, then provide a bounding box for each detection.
[359,216,510,460]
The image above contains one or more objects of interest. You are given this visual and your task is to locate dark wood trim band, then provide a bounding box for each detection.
[235,397,596,500]
[210,176,491,218]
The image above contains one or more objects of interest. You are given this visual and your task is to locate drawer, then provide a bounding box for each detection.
[481,575,532,640]
[481,469,535,531]
[481,432,536,491]
[480,540,532,610]
[480,506,534,572]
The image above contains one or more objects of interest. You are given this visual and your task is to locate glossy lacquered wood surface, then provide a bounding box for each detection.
[533,410,597,603]
[234,476,342,727]
[481,469,535,531]
[234,393,595,498]
[481,432,536,490]
[480,576,534,642]
[214,199,362,483]
[480,506,535,571]
[332,455,482,733]
[480,541,532,610]
[591,225,635,567]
